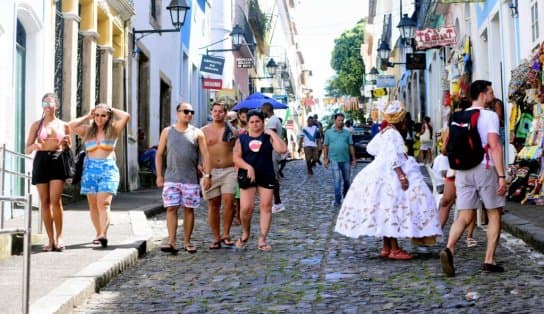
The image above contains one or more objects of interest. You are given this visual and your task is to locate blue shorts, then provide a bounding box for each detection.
[162,182,201,208]
[80,158,120,195]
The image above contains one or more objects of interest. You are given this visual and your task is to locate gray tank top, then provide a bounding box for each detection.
[164,125,200,184]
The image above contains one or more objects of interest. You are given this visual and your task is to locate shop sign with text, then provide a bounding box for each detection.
[200,55,225,75]
[236,58,254,68]
[415,26,457,50]
[202,78,222,90]
[438,0,484,3]
[371,88,388,98]
[376,75,396,88]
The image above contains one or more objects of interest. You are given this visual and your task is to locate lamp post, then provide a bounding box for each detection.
[206,24,247,54]
[397,13,417,47]
[132,0,190,54]
[249,58,279,93]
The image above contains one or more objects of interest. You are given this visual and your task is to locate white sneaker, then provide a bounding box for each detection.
[272,203,285,213]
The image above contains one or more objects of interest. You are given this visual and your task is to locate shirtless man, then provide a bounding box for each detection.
[201,102,239,248]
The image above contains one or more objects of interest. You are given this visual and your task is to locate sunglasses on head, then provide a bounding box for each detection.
[178,109,195,115]
[42,101,55,108]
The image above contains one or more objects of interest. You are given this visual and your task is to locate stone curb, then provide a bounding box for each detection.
[28,209,157,314]
[502,212,544,253]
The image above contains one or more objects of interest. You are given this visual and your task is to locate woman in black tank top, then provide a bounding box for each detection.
[233,110,287,251]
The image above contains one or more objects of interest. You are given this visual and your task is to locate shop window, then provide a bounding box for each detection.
[531,1,539,43]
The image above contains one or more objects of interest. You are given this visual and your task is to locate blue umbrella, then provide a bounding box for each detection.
[232,93,288,110]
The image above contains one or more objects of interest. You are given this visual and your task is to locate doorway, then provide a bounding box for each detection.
[14,19,26,196]
[138,53,150,156]
[159,78,171,135]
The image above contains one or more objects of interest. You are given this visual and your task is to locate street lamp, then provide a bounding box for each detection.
[206,24,248,54]
[132,0,190,54]
[366,67,379,83]
[266,58,278,76]
[397,13,417,44]
[377,40,391,61]
[509,0,519,18]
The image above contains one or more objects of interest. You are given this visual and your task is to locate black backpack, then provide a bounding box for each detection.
[446,109,486,170]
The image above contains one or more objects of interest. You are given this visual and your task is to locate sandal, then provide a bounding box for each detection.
[466,238,478,248]
[379,248,391,258]
[184,244,197,254]
[42,244,54,252]
[235,236,249,249]
[221,236,235,246]
[92,238,100,245]
[55,242,66,252]
[258,243,272,251]
[388,249,413,260]
[208,241,222,249]
[160,244,179,255]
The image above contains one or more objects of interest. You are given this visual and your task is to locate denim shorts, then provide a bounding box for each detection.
[80,158,120,195]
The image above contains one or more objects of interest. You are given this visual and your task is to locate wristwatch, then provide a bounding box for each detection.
[203,173,212,179]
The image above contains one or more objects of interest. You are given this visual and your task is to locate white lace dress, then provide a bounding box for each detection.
[335,127,442,239]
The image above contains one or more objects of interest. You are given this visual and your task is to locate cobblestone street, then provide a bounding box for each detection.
[75,160,544,313]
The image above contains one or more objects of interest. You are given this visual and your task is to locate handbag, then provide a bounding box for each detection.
[72,150,86,185]
[61,146,76,178]
[237,168,253,189]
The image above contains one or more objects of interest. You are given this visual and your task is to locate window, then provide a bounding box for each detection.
[150,0,161,30]
[531,1,539,43]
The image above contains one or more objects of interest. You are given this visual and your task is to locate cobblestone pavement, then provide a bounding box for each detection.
[75,160,544,313]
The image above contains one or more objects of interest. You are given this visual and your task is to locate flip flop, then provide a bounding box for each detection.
[160,244,179,255]
[466,238,478,248]
[42,244,54,252]
[55,242,66,252]
[184,244,197,254]
[258,243,272,251]
[221,236,235,246]
[92,238,100,245]
[235,236,249,249]
[208,241,222,249]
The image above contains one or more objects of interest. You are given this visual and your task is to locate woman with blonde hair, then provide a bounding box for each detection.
[25,92,72,252]
[68,104,130,247]
[335,100,442,260]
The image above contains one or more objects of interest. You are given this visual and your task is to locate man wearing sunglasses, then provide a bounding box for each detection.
[155,102,211,254]
[200,102,239,249]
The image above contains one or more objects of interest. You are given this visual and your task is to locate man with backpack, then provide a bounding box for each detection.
[440,80,507,277]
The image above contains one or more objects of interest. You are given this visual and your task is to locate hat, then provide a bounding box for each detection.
[226,111,238,122]
[380,100,406,124]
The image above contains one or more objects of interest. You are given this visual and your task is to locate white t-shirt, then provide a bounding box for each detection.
[432,154,450,184]
[466,107,500,166]
[299,125,318,147]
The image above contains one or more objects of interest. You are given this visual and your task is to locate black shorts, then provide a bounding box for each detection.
[240,175,278,190]
[32,151,68,185]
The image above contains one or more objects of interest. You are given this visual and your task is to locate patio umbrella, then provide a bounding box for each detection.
[232,92,288,110]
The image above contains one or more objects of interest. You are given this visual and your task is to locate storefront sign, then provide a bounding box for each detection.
[376,75,396,88]
[200,55,225,75]
[371,88,388,98]
[415,26,457,50]
[202,78,222,90]
[406,53,426,70]
[236,58,254,68]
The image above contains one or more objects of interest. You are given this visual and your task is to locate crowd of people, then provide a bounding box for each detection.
[27,82,507,277]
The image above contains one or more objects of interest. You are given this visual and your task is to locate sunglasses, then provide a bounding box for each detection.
[178,109,195,115]
[95,113,108,118]
[41,101,56,108]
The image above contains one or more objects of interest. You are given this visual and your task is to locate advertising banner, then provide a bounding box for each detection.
[415,26,457,50]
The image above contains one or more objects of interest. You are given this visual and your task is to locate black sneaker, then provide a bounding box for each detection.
[483,263,504,273]
[440,248,455,277]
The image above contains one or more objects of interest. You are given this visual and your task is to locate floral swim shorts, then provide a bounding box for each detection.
[162,182,201,208]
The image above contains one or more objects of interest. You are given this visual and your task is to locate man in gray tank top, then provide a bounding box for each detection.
[155,102,211,254]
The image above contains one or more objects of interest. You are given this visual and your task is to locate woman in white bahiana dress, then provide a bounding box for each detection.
[335,101,442,260]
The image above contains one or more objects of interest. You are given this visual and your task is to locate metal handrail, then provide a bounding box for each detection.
[0,194,32,314]
[0,144,34,231]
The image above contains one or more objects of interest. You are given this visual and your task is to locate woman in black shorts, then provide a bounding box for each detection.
[25,92,71,252]
[233,110,287,251]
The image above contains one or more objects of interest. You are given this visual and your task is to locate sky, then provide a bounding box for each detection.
[295,0,368,101]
